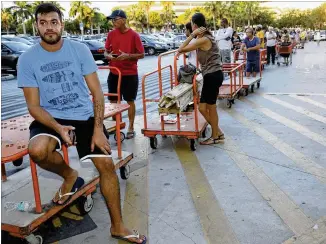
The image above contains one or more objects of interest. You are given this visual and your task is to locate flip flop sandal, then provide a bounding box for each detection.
[200,135,224,145]
[112,230,147,244]
[126,131,136,139]
[53,177,85,206]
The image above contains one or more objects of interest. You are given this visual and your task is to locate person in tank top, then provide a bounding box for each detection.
[177,12,225,145]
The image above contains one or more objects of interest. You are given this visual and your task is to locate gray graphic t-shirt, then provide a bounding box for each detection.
[17,39,97,120]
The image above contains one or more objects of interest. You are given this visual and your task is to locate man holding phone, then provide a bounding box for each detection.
[104,10,145,139]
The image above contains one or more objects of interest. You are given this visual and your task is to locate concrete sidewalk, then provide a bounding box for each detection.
[37,91,326,243]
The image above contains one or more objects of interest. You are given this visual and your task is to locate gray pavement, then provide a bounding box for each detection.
[2,41,326,244]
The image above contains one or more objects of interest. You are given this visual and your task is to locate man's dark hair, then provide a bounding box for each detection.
[34,3,63,22]
[185,22,192,32]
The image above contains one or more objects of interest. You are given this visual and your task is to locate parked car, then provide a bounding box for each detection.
[172,34,187,48]
[140,34,169,55]
[18,35,39,44]
[150,34,173,49]
[1,36,34,46]
[71,39,107,64]
[1,41,30,75]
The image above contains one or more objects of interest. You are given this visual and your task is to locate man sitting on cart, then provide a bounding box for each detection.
[241,27,261,78]
[18,3,146,244]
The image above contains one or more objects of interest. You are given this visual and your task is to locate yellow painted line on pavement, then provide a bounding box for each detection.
[52,217,62,228]
[289,94,326,110]
[241,98,326,147]
[173,138,240,244]
[263,94,326,124]
[218,138,314,236]
[120,164,148,244]
[61,212,83,221]
[225,109,326,184]
[283,216,326,244]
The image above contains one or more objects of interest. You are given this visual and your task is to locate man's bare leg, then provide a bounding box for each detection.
[28,136,78,204]
[127,101,136,136]
[246,72,251,78]
[91,157,145,243]
[253,72,257,77]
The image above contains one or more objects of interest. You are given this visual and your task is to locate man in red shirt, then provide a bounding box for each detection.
[105,10,145,139]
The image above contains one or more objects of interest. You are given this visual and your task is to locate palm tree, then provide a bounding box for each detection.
[1,8,14,34]
[160,1,175,30]
[1,8,14,35]
[139,1,154,33]
[204,2,223,30]
[69,1,93,35]
[242,1,260,26]
[90,8,103,34]
[9,1,32,35]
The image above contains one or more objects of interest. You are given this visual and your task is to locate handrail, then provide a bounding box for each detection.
[158,50,178,97]
[142,65,173,130]
[98,66,122,103]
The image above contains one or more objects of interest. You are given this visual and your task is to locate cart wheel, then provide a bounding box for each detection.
[237,92,240,99]
[150,137,158,149]
[245,89,249,96]
[13,158,23,167]
[257,82,260,89]
[277,62,280,66]
[251,85,254,93]
[231,99,235,104]
[26,235,43,244]
[286,63,288,66]
[114,132,125,142]
[190,139,196,151]
[78,195,94,215]
[120,165,130,180]
[226,100,232,108]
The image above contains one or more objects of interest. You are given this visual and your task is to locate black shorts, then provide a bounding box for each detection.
[107,72,139,102]
[200,70,224,105]
[29,117,110,162]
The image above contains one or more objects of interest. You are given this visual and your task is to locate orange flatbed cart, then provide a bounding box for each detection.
[141,50,208,151]
[1,102,132,244]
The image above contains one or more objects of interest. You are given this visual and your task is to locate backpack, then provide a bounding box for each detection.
[177,63,197,84]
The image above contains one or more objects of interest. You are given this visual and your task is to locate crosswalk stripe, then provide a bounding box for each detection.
[262,94,326,124]
[264,93,326,97]
[289,94,326,110]
[218,137,314,236]
[241,98,326,147]
[173,138,240,244]
[224,109,326,184]
[283,216,326,244]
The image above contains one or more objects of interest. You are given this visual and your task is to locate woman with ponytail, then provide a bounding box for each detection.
[177,12,225,145]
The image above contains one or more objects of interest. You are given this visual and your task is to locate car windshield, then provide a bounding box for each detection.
[11,37,32,45]
[86,41,104,49]
[4,42,30,52]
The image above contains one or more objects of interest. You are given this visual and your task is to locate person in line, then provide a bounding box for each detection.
[256,24,265,49]
[184,22,197,67]
[265,26,277,65]
[241,27,261,78]
[18,3,146,244]
[215,18,233,64]
[231,31,242,62]
[104,10,145,139]
[178,13,225,145]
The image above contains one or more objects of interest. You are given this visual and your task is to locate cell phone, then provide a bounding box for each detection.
[68,130,76,144]
[112,54,119,58]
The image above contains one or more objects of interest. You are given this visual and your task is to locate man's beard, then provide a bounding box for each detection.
[39,31,62,45]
